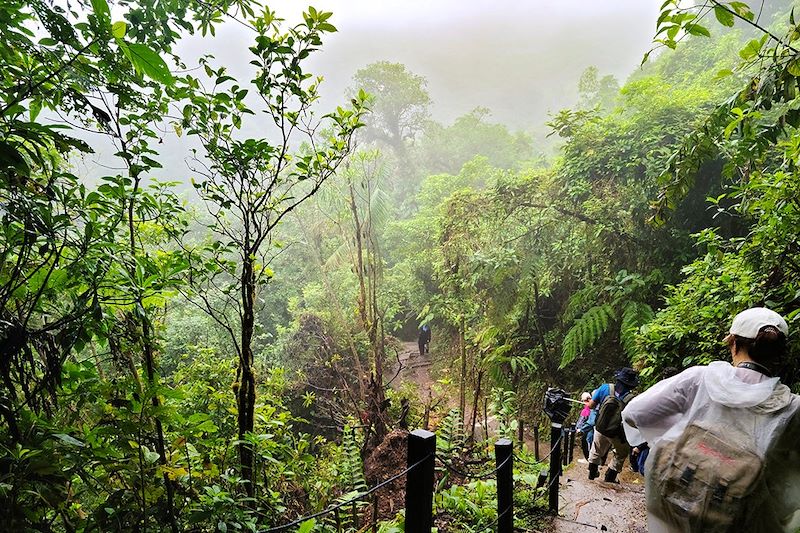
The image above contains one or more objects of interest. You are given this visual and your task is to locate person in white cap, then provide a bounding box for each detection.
[622,307,800,533]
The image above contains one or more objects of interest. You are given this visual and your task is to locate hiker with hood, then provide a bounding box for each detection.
[587,367,639,482]
[418,323,431,356]
[622,307,800,533]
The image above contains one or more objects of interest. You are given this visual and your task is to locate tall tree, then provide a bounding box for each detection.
[351,61,430,156]
[180,8,366,492]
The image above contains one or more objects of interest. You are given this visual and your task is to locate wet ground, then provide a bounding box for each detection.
[551,458,648,532]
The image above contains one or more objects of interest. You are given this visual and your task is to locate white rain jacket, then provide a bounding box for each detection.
[622,361,800,533]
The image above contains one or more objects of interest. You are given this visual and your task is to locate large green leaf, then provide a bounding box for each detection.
[713,5,735,27]
[90,0,111,24]
[126,43,174,84]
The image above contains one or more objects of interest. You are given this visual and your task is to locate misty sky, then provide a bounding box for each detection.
[176,0,660,129]
[75,1,662,181]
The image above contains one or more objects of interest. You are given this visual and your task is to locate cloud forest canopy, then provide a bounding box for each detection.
[2,0,800,531]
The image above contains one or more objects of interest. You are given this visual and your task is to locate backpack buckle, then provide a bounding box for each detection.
[679,464,697,486]
[712,480,729,503]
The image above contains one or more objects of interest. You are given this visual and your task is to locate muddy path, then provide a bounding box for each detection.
[388,341,436,397]
[551,458,647,532]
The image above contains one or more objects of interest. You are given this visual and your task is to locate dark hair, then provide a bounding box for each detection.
[729,325,787,366]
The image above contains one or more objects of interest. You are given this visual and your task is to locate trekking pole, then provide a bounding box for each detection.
[568,426,576,463]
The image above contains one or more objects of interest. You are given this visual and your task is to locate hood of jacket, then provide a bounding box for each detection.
[704,361,792,412]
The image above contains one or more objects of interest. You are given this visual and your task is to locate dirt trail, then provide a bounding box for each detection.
[551,458,648,532]
[389,341,437,398]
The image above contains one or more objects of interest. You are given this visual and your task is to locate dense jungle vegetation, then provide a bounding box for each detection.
[3,0,800,530]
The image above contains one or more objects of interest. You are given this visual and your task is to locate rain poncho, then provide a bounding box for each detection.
[622,362,800,533]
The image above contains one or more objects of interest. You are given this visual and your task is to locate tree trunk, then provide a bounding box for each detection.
[459,316,467,418]
[126,169,177,532]
[238,256,257,496]
[469,368,483,439]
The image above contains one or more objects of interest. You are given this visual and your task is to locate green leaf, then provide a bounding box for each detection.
[684,23,711,37]
[739,38,763,60]
[144,450,160,463]
[54,433,85,447]
[713,5,735,27]
[729,1,754,20]
[127,43,174,84]
[298,519,316,533]
[714,68,734,80]
[112,21,127,39]
[788,59,800,77]
[29,100,42,122]
[91,0,111,23]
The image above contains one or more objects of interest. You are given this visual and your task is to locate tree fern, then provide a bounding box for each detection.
[620,300,654,359]
[562,284,600,323]
[438,409,466,460]
[341,425,367,493]
[560,303,615,368]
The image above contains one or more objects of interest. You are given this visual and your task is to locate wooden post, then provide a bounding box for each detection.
[549,423,562,513]
[405,429,436,532]
[495,438,513,533]
[534,425,540,461]
[562,425,569,467]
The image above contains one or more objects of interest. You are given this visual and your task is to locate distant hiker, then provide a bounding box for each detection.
[576,391,594,459]
[623,307,800,533]
[587,367,639,483]
[418,324,431,355]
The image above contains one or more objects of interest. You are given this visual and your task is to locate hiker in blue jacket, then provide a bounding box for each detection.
[587,367,639,483]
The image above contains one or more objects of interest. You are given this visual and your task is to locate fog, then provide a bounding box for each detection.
[178,0,659,128]
[74,1,661,182]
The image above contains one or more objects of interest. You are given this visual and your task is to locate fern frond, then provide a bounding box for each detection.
[620,300,654,359]
[563,284,601,323]
[342,425,367,493]
[438,409,465,459]
[560,303,615,368]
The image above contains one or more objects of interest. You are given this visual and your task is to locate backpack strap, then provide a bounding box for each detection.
[608,383,614,399]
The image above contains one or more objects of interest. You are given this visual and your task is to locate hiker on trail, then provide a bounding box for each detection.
[587,367,639,483]
[418,324,431,355]
[622,307,800,533]
[576,391,594,459]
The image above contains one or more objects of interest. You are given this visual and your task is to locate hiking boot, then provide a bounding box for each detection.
[604,468,619,483]
[588,463,599,480]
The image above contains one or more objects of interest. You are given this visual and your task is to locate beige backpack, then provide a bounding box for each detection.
[649,421,763,532]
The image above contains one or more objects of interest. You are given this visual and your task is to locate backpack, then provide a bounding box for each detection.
[594,384,633,438]
[649,421,763,532]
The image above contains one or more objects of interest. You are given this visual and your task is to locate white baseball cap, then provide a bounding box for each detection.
[729,307,789,339]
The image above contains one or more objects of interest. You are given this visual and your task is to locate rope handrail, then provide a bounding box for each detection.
[513,432,563,466]
[262,452,433,532]
[435,452,512,481]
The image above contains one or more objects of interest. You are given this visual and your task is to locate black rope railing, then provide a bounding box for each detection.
[435,452,513,480]
[263,452,433,532]
[514,432,562,467]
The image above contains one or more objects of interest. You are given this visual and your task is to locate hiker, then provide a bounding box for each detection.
[622,307,800,533]
[576,391,593,459]
[587,367,639,483]
[418,324,431,355]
